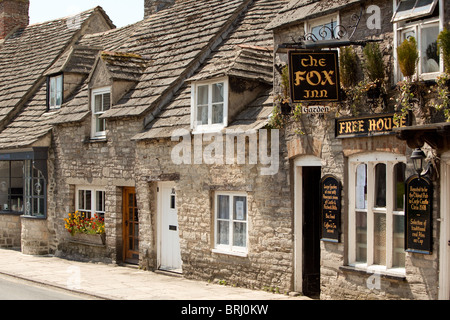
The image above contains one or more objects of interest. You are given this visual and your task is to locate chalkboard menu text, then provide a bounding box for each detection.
[405,175,433,254]
[321,175,341,243]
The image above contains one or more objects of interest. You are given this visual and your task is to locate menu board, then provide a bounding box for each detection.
[405,175,433,254]
[321,175,341,243]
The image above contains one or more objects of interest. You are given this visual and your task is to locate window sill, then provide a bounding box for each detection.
[86,137,107,144]
[211,248,248,258]
[0,211,23,216]
[340,265,406,281]
[21,214,46,220]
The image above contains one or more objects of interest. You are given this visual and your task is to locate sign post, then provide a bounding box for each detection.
[321,175,341,243]
[405,175,433,254]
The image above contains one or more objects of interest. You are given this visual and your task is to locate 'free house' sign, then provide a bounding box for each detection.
[289,51,340,103]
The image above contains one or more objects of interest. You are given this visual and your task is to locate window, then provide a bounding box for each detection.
[91,87,111,138]
[191,79,228,131]
[48,74,63,110]
[76,187,106,219]
[23,160,46,217]
[349,154,406,274]
[0,161,24,213]
[394,0,441,80]
[305,14,339,41]
[392,0,439,23]
[214,192,248,255]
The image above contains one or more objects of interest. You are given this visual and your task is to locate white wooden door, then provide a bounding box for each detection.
[159,183,182,273]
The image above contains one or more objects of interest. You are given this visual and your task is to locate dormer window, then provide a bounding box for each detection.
[48,74,63,110]
[191,79,228,132]
[91,87,111,139]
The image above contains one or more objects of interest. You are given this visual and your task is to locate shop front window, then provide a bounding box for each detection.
[349,154,406,273]
[0,161,24,213]
[24,160,46,218]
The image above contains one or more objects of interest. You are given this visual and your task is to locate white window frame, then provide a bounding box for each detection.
[348,153,407,276]
[393,0,444,82]
[213,192,248,257]
[75,186,106,219]
[191,78,228,133]
[91,87,111,139]
[48,74,63,110]
[304,14,340,41]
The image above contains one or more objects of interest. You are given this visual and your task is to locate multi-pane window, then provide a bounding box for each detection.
[215,193,248,254]
[349,154,406,272]
[394,0,441,80]
[307,15,338,41]
[91,88,111,138]
[76,187,106,219]
[23,160,46,217]
[192,80,228,131]
[48,75,63,110]
[0,161,24,213]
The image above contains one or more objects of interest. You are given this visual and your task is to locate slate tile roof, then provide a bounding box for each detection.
[0,0,287,148]
[0,7,112,149]
[133,0,288,141]
[266,0,360,30]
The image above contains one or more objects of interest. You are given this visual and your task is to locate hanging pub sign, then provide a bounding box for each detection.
[320,175,341,243]
[289,51,340,103]
[336,113,411,138]
[405,175,433,254]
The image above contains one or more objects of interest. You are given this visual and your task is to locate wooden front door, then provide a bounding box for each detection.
[123,187,139,264]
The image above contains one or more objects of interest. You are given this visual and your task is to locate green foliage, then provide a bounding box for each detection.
[438,28,450,72]
[339,46,359,88]
[433,73,450,122]
[397,37,419,80]
[363,42,385,83]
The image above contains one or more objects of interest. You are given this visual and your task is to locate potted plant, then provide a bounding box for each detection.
[339,46,358,89]
[397,37,419,81]
[363,42,385,99]
[64,211,106,245]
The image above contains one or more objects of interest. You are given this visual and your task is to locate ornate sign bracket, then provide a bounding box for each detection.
[278,4,380,51]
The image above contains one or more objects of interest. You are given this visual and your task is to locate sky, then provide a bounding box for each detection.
[29,0,145,28]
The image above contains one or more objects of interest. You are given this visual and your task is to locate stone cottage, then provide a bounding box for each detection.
[267,0,450,299]
[0,0,302,296]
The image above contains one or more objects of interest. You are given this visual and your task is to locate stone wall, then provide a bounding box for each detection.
[0,213,21,248]
[273,0,442,300]
[134,130,295,293]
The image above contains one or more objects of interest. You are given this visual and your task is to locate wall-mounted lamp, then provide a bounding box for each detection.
[411,148,433,178]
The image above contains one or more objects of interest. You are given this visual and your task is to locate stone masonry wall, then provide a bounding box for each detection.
[274,0,441,299]
[135,130,295,293]
[0,214,20,248]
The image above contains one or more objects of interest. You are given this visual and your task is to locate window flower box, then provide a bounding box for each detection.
[71,232,106,246]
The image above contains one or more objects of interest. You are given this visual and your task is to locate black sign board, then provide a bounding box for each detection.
[289,51,340,103]
[405,175,433,254]
[320,175,341,243]
[336,113,410,138]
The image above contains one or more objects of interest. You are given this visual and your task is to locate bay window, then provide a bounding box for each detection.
[349,153,406,274]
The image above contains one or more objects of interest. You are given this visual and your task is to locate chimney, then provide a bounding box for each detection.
[0,0,29,40]
[144,0,175,19]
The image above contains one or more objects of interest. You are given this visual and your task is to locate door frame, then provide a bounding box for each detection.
[439,152,450,300]
[293,155,322,293]
[157,181,181,272]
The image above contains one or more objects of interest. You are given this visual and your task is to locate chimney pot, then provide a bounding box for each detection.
[144,0,175,19]
[0,0,30,40]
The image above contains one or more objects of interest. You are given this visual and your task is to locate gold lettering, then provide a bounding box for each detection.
[294,71,306,86]
[321,70,335,85]
[306,71,321,86]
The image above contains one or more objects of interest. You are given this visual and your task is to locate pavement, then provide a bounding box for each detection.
[0,248,312,301]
